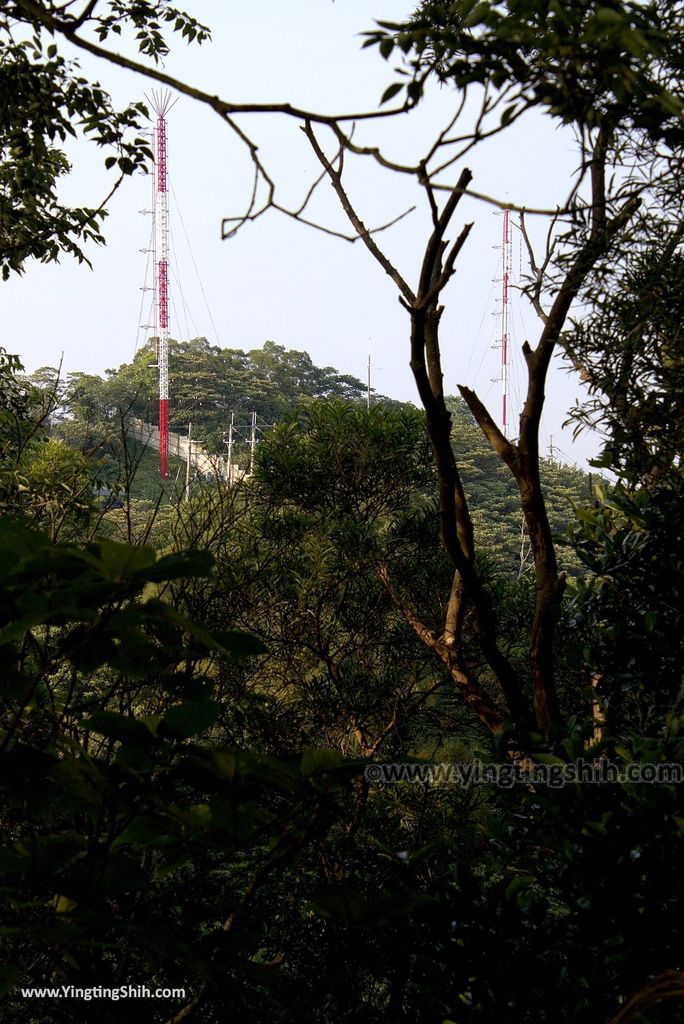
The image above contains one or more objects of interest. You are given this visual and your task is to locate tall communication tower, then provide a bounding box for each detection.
[149,90,176,479]
[500,208,512,437]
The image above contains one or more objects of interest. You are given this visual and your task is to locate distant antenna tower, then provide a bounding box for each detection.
[148,89,176,479]
[500,208,512,436]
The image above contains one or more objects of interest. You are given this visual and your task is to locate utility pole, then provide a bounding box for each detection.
[184,421,192,502]
[548,435,556,464]
[225,412,234,483]
[367,340,371,410]
[249,411,257,475]
[518,517,530,578]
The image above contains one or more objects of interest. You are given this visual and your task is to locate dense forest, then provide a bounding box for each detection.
[27,339,591,568]
[1,2,683,1024]
[56,338,378,453]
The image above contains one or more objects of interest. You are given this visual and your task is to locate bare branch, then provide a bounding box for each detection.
[70,0,99,27]
[303,121,415,303]
[422,93,469,167]
[378,565,504,733]
[416,220,473,311]
[458,385,520,474]
[25,3,415,125]
[458,188,567,217]
[431,90,534,170]
[419,160,440,228]
[518,210,557,322]
[395,172,529,726]
[218,119,415,241]
[520,195,641,453]
[417,168,472,299]
[442,570,466,651]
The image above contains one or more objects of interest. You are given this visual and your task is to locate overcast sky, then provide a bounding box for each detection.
[3,0,599,467]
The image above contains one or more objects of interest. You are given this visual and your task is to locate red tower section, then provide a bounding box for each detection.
[501,209,511,436]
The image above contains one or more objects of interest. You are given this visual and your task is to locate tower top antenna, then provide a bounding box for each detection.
[146,89,178,119]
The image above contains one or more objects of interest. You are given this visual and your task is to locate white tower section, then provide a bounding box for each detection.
[149,90,174,478]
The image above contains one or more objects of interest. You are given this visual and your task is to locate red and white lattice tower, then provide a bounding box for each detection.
[500,208,512,437]
[150,91,173,479]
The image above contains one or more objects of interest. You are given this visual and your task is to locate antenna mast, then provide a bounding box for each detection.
[149,90,175,479]
[501,208,512,436]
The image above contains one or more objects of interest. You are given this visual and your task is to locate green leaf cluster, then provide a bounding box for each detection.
[364,0,684,142]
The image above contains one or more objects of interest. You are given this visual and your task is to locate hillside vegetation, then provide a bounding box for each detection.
[29,343,590,571]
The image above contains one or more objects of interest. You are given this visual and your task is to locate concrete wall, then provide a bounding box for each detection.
[126,418,247,483]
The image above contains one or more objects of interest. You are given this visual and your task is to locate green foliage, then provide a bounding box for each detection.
[256,401,434,518]
[0,518,360,1017]
[364,0,684,142]
[87,0,211,56]
[31,341,376,494]
[388,730,684,1024]
[37,344,591,565]
[566,219,684,483]
[0,351,38,509]
[27,341,390,508]
[107,337,374,450]
[0,38,142,278]
[0,1,210,278]
[4,327,682,1024]
[0,352,96,537]
[449,397,588,573]
[177,402,458,760]
[568,478,684,728]
[15,438,95,537]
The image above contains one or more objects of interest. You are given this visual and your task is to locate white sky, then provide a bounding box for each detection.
[2,0,599,466]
